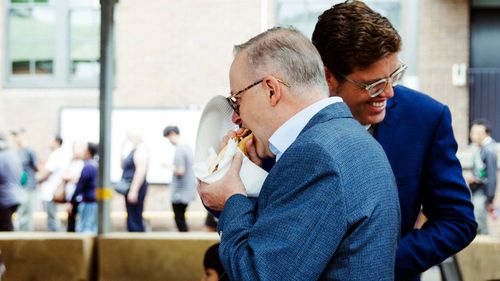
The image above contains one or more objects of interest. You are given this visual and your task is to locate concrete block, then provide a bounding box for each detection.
[0,232,96,281]
[98,232,219,281]
[456,235,500,281]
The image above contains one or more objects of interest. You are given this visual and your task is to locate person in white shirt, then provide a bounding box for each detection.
[37,135,70,231]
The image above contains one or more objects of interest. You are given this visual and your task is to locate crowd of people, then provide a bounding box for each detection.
[0,126,207,233]
[0,130,101,233]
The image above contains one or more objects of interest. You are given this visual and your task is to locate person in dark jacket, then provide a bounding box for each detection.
[0,132,24,231]
[72,142,98,233]
[468,118,497,234]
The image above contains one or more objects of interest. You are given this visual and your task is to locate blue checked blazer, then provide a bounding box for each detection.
[375,86,477,281]
[218,102,401,281]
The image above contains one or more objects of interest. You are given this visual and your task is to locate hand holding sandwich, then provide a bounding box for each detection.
[198,152,246,211]
[221,128,263,167]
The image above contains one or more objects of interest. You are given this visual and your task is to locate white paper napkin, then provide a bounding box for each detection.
[193,139,267,197]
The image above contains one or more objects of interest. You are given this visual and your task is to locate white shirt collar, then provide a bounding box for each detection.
[269,96,343,162]
[482,136,493,146]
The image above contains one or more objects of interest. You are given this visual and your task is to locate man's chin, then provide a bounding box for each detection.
[359,113,385,126]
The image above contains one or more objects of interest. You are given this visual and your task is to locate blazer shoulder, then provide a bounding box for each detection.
[394,86,445,113]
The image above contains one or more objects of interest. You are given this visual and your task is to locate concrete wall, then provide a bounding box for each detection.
[0,232,219,281]
[0,232,95,281]
[98,233,219,281]
[1,233,499,281]
[456,235,500,281]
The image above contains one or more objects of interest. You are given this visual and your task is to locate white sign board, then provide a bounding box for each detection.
[59,107,202,184]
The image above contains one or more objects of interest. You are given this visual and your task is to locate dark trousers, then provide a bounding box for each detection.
[172,203,188,232]
[67,202,78,232]
[125,185,147,232]
[0,205,18,231]
[205,212,218,230]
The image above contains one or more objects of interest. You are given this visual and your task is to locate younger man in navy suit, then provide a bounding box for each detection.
[312,1,477,280]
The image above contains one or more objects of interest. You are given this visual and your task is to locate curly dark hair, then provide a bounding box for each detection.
[312,0,401,80]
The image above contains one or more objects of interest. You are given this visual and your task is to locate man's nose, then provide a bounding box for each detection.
[232,111,242,125]
[382,83,395,99]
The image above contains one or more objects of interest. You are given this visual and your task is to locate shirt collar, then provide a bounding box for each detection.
[269,96,343,162]
[482,136,493,146]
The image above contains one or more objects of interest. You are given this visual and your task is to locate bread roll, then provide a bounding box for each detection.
[208,129,253,174]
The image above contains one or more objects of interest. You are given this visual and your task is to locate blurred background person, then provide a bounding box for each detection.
[0,132,24,231]
[203,213,217,232]
[119,129,149,232]
[71,142,98,233]
[61,141,86,232]
[163,126,197,232]
[201,243,228,281]
[10,127,38,231]
[468,118,497,234]
[36,135,70,232]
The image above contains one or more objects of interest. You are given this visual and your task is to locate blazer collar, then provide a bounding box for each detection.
[301,102,352,135]
[374,92,400,149]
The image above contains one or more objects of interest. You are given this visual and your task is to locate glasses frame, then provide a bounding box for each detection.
[226,77,290,114]
[340,62,408,98]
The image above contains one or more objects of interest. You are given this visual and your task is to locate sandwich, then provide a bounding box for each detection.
[235,129,253,156]
[208,129,253,174]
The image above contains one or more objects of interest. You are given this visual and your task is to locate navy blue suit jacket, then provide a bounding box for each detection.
[218,102,401,281]
[374,86,477,280]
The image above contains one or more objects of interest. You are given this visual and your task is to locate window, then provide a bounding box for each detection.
[70,9,100,80]
[276,0,402,39]
[6,0,100,87]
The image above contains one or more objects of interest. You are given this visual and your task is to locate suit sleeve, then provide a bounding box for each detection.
[217,144,345,281]
[484,145,497,204]
[395,106,477,279]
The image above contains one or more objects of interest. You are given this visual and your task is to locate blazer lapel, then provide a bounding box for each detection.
[374,93,400,152]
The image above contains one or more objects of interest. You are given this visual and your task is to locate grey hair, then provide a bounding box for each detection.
[234,27,328,96]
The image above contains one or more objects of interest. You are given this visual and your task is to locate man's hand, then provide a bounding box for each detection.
[221,129,263,167]
[198,152,246,211]
[244,137,262,167]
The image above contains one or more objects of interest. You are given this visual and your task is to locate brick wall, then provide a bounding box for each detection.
[419,0,470,148]
[0,0,263,160]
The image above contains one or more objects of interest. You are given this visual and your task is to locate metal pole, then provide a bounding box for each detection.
[97,0,116,234]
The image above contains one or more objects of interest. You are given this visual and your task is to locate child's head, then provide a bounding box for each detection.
[202,243,227,281]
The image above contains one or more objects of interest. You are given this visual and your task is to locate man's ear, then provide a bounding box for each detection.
[265,77,282,107]
[324,67,340,96]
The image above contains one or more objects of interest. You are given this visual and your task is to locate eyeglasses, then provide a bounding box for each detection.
[226,77,289,114]
[340,63,408,98]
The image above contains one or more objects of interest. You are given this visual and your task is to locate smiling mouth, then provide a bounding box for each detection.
[370,100,386,108]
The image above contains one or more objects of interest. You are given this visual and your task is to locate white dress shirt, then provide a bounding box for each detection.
[269,96,343,162]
